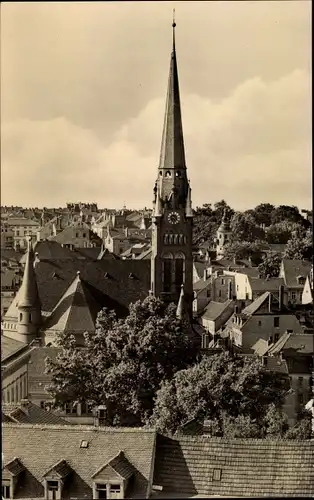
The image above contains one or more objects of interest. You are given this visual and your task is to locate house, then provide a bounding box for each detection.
[48,221,102,249]
[3,423,314,499]
[6,217,40,250]
[265,332,313,425]
[200,299,235,336]
[153,435,314,498]
[279,259,312,305]
[2,423,156,499]
[1,222,14,249]
[2,400,68,426]
[222,291,303,353]
[193,272,236,315]
[2,336,33,405]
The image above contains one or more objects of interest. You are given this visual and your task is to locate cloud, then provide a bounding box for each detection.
[1,68,311,210]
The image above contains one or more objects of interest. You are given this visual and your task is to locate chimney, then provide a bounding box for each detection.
[20,399,30,413]
[279,285,284,311]
[125,227,129,237]
[94,405,108,427]
[233,257,237,264]
[234,305,239,314]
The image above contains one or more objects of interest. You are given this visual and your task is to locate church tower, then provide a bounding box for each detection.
[151,17,193,316]
[216,209,232,260]
[17,238,41,343]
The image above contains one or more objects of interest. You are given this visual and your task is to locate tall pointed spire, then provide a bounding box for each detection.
[158,15,186,176]
[18,239,41,309]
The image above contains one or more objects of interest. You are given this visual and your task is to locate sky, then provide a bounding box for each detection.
[1,1,311,211]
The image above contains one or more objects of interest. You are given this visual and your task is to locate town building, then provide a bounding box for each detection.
[2,423,313,499]
[279,259,312,305]
[6,217,40,250]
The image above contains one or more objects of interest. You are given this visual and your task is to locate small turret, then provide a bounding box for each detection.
[216,209,232,260]
[176,284,188,320]
[185,183,193,218]
[17,238,41,343]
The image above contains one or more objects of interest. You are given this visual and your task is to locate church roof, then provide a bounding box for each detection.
[43,272,101,335]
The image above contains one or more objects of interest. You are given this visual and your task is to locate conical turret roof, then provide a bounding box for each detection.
[18,239,41,309]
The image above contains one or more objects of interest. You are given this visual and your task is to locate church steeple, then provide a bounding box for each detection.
[151,17,193,317]
[156,13,189,210]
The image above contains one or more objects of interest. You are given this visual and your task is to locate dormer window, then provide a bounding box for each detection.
[43,460,72,500]
[47,480,59,500]
[92,451,135,499]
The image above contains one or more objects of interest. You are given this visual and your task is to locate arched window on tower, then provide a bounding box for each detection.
[174,252,185,295]
[162,252,173,293]
[175,170,182,177]
[165,171,172,178]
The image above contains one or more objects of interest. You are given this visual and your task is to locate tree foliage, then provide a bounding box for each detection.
[223,240,264,265]
[257,251,282,279]
[230,212,265,243]
[46,296,199,426]
[150,352,287,436]
[266,221,306,244]
[193,200,234,246]
[284,229,313,261]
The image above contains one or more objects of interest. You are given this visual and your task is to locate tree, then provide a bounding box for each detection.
[270,205,304,225]
[284,410,312,440]
[223,240,264,265]
[266,221,305,244]
[150,352,287,436]
[230,212,265,243]
[46,296,199,426]
[258,252,282,279]
[192,201,234,246]
[284,229,313,261]
[251,203,275,227]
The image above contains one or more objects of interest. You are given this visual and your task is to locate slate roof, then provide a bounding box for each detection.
[27,347,60,396]
[9,259,150,318]
[248,277,285,292]
[264,356,289,375]
[202,300,233,321]
[1,335,28,362]
[242,291,271,316]
[20,240,78,264]
[43,273,101,335]
[268,332,314,356]
[7,217,39,227]
[153,435,314,497]
[3,424,156,498]
[281,259,312,288]
[135,248,152,260]
[2,402,68,425]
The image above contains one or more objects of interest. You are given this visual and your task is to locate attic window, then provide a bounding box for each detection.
[213,469,222,481]
[128,272,135,279]
[80,440,89,448]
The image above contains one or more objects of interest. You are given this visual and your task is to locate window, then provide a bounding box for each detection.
[274,317,279,328]
[19,312,22,321]
[47,480,59,500]
[291,291,296,301]
[175,170,182,177]
[165,171,171,178]
[221,279,225,285]
[96,483,107,499]
[110,485,121,493]
[298,393,304,405]
[258,321,262,327]
[80,440,89,448]
[83,233,86,238]
[2,481,11,499]
[274,333,279,343]
[213,469,222,481]
[207,289,211,298]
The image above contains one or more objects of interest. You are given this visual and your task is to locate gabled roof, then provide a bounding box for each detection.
[20,240,77,263]
[2,402,68,425]
[3,457,25,476]
[281,259,312,288]
[43,272,101,335]
[1,336,28,362]
[252,338,270,356]
[242,291,271,316]
[3,424,156,497]
[7,217,40,227]
[92,451,136,480]
[135,248,152,260]
[248,277,285,292]
[43,459,72,479]
[202,300,233,321]
[153,435,314,498]
[268,332,313,356]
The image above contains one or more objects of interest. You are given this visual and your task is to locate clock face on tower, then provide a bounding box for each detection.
[168,211,181,225]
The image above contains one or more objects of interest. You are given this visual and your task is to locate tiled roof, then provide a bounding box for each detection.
[0,248,24,263]
[242,291,270,316]
[193,277,211,292]
[264,356,289,375]
[28,259,150,316]
[43,273,101,336]
[281,259,312,288]
[136,248,152,260]
[2,402,68,425]
[268,332,314,356]
[202,300,233,321]
[153,435,314,497]
[1,335,28,362]
[7,217,40,227]
[252,338,270,356]
[248,277,285,291]
[20,240,78,263]
[3,424,156,498]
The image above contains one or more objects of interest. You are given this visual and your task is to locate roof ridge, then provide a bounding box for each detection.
[2,422,156,432]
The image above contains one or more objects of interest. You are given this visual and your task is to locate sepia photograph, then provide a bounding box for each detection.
[1,1,313,499]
